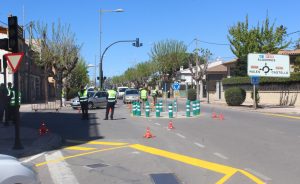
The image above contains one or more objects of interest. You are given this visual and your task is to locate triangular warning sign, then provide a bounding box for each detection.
[4,53,24,73]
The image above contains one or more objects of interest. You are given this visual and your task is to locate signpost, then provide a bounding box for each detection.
[248,53,290,109]
[172,82,180,98]
[4,52,24,150]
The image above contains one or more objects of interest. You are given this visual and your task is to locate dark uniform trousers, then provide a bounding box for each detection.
[80,101,89,119]
[105,102,115,119]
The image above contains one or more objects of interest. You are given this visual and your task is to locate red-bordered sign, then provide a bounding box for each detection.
[4,52,24,73]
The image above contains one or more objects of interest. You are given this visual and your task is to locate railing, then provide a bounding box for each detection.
[31,100,61,112]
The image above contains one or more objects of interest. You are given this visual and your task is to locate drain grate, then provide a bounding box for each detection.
[150,173,181,184]
[86,163,109,169]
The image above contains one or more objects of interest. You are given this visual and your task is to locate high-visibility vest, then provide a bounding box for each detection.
[61,90,65,98]
[78,90,88,102]
[107,90,117,102]
[141,89,147,99]
[9,90,21,106]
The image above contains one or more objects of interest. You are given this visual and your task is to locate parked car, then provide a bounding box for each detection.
[71,91,95,109]
[117,86,128,99]
[0,154,40,184]
[87,91,108,109]
[123,89,139,104]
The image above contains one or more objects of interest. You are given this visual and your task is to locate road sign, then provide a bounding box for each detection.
[250,76,260,85]
[172,82,180,90]
[4,52,24,73]
[247,53,290,78]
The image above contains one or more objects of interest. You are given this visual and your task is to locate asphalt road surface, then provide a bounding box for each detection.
[19,99,300,184]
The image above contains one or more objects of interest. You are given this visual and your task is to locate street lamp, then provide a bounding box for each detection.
[99,8,124,89]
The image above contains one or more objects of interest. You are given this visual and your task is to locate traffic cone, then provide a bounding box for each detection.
[168,121,175,129]
[144,127,154,138]
[212,111,218,118]
[39,122,49,136]
[219,113,224,120]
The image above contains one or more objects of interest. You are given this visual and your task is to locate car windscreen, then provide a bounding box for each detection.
[88,92,95,97]
[119,88,127,92]
[126,90,139,95]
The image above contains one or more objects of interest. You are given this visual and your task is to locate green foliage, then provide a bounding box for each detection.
[294,56,300,72]
[225,87,246,106]
[227,15,290,76]
[222,73,300,85]
[66,59,89,99]
[150,39,187,80]
[187,89,197,101]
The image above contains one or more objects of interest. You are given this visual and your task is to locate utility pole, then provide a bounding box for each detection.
[27,21,33,103]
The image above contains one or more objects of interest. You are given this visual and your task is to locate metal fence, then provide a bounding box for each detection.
[31,100,61,112]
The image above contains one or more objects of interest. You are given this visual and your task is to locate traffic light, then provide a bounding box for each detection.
[132,38,143,47]
[8,16,19,52]
[103,76,107,81]
[97,77,100,80]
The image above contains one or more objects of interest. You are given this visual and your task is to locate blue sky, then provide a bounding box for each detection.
[1,0,299,80]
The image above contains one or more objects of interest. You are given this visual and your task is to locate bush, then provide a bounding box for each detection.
[187,89,197,101]
[225,87,246,106]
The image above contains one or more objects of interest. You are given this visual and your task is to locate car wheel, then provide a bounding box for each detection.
[88,102,93,109]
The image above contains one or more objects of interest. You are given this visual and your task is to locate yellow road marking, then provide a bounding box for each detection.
[129,144,265,184]
[65,146,96,151]
[35,145,129,167]
[65,139,128,146]
[263,113,300,120]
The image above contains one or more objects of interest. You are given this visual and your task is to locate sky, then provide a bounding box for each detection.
[1,0,299,80]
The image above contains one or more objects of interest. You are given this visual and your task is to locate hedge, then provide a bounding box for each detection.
[222,73,300,85]
[225,87,246,106]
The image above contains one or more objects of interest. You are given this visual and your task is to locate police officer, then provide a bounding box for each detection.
[6,82,21,124]
[151,87,158,105]
[140,87,148,109]
[78,85,89,120]
[104,87,117,120]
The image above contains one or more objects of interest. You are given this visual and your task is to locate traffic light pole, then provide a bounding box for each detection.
[99,38,142,89]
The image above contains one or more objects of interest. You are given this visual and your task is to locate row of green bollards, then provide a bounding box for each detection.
[186,100,200,117]
[132,101,141,116]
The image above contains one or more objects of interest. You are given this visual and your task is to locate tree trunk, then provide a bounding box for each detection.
[44,67,48,103]
[196,80,200,100]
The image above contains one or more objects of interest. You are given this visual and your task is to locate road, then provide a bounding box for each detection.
[19,99,300,184]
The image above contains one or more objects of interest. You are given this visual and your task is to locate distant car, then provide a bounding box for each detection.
[123,89,139,104]
[0,154,40,184]
[71,91,95,109]
[87,91,108,109]
[117,87,128,99]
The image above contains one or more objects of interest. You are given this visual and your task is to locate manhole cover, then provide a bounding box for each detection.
[150,173,181,184]
[86,163,109,169]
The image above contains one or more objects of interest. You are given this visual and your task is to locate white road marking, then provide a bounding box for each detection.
[22,152,45,163]
[154,123,161,126]
[176,133,186,139]
[131,151,141,154]
[194,142,205,148]
[46,151,80,184]
[245,168,272,181]
[213,152,228,160]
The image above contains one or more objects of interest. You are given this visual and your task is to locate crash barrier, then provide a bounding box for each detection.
[31,100,61,112]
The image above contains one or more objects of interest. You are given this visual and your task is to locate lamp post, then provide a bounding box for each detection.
[99,8,124,89]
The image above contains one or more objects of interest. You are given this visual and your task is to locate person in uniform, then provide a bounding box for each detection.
[78,85,89,120]
[104,88,117,120]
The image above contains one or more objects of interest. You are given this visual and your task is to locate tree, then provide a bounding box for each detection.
[149,39,187,82]
[65,59,89,99]
[228,15,290,76]
[189,48,212,100]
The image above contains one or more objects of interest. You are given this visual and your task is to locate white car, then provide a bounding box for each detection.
[117,87,128,99]
[0,154,40,184]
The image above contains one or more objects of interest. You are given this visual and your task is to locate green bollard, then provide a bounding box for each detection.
[145,101,150,117]
[132,102,136,116]
[192,101,197,116]
[168,103,173,118]
[159,100,163,112]
[155,103,160,117]
[137,101,141,116]
[186,100,190,117]
[197,100,200,115]
[174,99,177,113]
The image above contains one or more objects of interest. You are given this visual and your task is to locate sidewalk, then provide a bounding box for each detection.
[0,125,62,158]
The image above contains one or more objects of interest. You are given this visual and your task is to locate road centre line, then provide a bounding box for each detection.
[263,113,300,120]
[46,151,80,184]
[176,133,186,139]
[245,168,272,181]
[154,123,161,126]
[129,144,265,184]
[194,142,205,148]
[22,152,45,163]
[213,152,228,160]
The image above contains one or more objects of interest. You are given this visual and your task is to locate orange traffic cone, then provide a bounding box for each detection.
[144,127,154,138]
[39,122,49,136]
[168,121,175,129]
[212,112,218,118]
[219,113,224,120]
